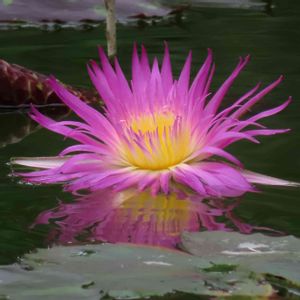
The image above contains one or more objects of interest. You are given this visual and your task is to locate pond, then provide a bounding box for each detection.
[0,0,299,298]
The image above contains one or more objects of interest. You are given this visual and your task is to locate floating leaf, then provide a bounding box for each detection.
[161,0,266,10]
[181,231,300,287]
[0,59,99,107]
[0,0,268,26]
[0,243,273,299]
[0,0,173,24]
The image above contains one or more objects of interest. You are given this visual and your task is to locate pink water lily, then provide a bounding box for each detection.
[12,44,297,197]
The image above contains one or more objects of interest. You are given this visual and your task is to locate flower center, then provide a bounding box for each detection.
[120,112,194,170]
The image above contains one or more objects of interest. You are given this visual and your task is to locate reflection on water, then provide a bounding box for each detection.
[0,107,70,149]
[0,111,37,148]
[0,0,299,264]
[32,189,279,248]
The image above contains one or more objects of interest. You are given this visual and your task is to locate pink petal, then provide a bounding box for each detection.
[198,146,243,167]
[161,42,173,95]
[11,156,68,169]
[204,56,250,115]
[243,170,299,187]
[177,50,192,98]
[231,76,283,119]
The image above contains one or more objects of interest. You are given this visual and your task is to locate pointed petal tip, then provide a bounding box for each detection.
[206,48,213,57]
[141,43,146,51]
[244,170,300,188]
[163,42,170,58]
[98,46,111,66]
[86,62,93,73]
[132,42,140,63]
[90,59,99,67]
[266,75,285,87]
[277,74,284,82]
[133,42,138,51]
[163,42,171,57]
[47,75,63,93]
[46,75,58,87]
[10,156,68,169]
[97,45,105,54]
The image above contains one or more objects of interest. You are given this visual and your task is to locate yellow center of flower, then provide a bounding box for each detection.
[120,112,194,170]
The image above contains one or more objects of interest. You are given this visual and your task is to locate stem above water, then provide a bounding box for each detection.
[104,0,117,59]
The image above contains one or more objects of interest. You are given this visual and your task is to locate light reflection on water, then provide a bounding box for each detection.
[32,189,279,248]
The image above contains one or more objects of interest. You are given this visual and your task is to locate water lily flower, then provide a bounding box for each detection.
[12,44,297,197]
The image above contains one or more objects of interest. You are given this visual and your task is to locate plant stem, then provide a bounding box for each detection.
[104,0,117,59]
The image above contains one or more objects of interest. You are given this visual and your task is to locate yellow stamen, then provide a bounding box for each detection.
[120,112,194,170]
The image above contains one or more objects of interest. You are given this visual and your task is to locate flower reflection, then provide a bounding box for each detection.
[33,190,277,248]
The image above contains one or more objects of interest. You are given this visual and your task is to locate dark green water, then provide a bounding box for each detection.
[0,0,300,265]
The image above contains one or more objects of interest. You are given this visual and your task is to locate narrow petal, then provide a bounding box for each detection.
[49,77,117,142]
[239,98,292,130]
[98,47,119,91]
[204,56,250,115]
[243,170,299,187]
[177,50,192,98]
[244,128,290,137]
[30,106,107,147]
[140,44,151,79]
[189,48,213,102]
[161,42,173,95]
[198,146,243,167]
[11,156,68,169]
[231,76,284,119]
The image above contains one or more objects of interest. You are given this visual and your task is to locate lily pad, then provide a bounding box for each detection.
[180,231,300,286]
[162,0,266,10]
[0,0,172,24]
[0,0,268,27]
[0,243,273,299]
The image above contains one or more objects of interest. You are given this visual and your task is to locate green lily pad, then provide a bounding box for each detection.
[0,243,273,299]
[180,231,300,286]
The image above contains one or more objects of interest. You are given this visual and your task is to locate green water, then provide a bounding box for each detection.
[0,0,300,265]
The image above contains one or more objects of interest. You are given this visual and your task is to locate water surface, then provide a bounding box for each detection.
[0,0,300,265]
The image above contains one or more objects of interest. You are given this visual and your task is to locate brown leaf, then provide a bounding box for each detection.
[0,59,100,108]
